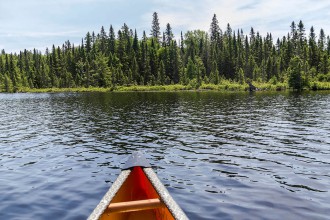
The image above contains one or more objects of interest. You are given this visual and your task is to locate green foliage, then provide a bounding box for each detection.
[310,81,330,90]
[237,68,245,85]
[269,75,278,85]
[180,68,189,85]
[116,84,189,91]
[209,60,220,84]
[157,60,166,85]
[288,56,309,90]
[4,73,14,92]
[253,82,288,91]
[188,79,200,89]
[200,81,247,91]
[1,14,330,93]
[186,58,196,79]
[317,73,330,82]
[94,54,112,87]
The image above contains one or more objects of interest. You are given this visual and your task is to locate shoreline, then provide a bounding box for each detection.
[3,81,330,93]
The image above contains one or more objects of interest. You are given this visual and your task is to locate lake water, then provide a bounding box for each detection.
[0,91,329,220]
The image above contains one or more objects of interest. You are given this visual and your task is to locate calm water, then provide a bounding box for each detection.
[0,91,329,220]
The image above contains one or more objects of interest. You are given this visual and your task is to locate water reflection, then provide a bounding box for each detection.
[0,91,329,219]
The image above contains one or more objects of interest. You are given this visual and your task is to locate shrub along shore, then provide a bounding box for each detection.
[11,80,330,93]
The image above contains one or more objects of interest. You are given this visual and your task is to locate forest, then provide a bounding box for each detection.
[0,12,330,92]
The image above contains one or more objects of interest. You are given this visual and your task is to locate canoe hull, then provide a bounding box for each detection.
[100,167,173,220]
[88,166,188,220]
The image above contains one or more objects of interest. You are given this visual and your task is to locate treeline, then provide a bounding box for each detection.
[1,12,330,92]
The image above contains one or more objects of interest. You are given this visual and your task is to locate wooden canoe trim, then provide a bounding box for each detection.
[107,198,166,213]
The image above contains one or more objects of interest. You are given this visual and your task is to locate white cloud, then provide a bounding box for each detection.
[2,0,330,53]
[146,0,330,40]
[0,31,81,38]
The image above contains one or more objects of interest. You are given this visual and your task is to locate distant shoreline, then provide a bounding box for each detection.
[4,81,330,93]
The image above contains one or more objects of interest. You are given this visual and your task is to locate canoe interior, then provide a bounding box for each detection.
[99,167,175,220]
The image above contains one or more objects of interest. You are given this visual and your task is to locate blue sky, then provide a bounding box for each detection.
[1,0,330,53]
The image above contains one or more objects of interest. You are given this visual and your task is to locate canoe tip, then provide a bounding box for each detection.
[122,151,151,170]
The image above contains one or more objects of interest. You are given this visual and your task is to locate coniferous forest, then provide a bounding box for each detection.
[1,12,330,92]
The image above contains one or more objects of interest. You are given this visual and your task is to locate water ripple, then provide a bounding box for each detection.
[0,91,330,219]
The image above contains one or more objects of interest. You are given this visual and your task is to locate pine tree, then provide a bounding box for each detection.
[4,73,13,92]
[131,55,139,84]
[297,20,306,50]
[140,33,151,84]
[195,56,203,88]
[108,25,116,55]
[149,38,158,80]
[309,26,318,71]
[210,14,221,43]
[99,26,108,54]
[180,31,185,55]
[132,29,139,53]
[0,54,4,76]
[238,68,245,84]
[288,56,304,90]
[186,57,196,80]
[95,53,112,87]
[210,60,219,84]
[318,28,326,51]
[290,21,298,55]
[327,36,330,56]
[319,53,329,74]
[85,32,92,54]
[150,12,161,42]
[158,60,165,85]
[165,23,174,46]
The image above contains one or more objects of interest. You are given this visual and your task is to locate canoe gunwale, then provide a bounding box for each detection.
[87,170,131,220]
[143,167,188,220]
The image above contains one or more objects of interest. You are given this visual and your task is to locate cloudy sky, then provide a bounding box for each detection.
[1,0,330,53]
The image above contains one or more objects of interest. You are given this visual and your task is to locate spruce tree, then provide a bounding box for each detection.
[133,29,139,53]
[180,31,185,55]
[108,25,116,55]
[210,14,221,42]
[288,56,304,90]
[186,57,196,80]
[158,60,165,85]
[85,32,92,54]
[150,12,161,42]
[99,26,107,54]
[318,28,325,51]
[165,23,174,46]
[309,26,318,70]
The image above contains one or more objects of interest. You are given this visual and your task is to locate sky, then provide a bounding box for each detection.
[1,0,330,53]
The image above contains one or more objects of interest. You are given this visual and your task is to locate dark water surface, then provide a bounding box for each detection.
[0,91,329,220]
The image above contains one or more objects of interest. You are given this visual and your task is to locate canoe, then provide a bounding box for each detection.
[88,152,188,220]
